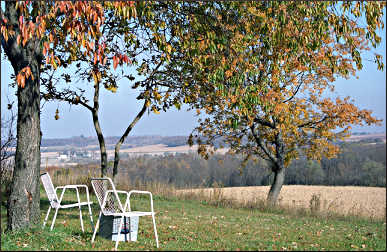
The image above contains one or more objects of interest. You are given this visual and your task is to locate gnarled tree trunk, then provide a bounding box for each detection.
[267,133,286,206]
[267,166,285,206]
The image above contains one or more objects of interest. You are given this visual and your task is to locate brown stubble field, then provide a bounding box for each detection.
[178,185,386,220]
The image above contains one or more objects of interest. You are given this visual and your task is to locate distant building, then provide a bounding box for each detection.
[58,154,69,160]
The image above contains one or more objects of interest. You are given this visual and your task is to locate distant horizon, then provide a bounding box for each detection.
[41,131,386,140]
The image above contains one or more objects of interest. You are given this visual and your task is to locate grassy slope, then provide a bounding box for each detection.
[1,189,386,251]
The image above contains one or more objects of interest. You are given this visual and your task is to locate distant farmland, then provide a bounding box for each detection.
[179,185,386,220]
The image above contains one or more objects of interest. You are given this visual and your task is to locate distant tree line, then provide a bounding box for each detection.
[115,141,385,188]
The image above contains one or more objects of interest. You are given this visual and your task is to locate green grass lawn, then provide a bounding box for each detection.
[1,189,386,251]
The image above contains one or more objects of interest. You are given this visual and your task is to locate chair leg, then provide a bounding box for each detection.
[85,187,94,232]
[88,203,94,233]
[50,207,59,231]
[75,188,84,232]
[43,206,52,228]
[50,187,66,231]
[92,211,102,243]
[115,216,124,250]
[152,213,159,248]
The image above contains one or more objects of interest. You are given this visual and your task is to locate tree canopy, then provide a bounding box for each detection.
[176,1,385,204]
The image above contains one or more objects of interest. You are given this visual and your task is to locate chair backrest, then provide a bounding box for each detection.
[91,177,124,215]
[40,173,60,208]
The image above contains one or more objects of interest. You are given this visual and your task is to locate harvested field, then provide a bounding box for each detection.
[178,185,386,219]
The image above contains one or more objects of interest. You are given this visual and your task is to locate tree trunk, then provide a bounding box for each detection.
[267,166,285,206]
[91,81,108,177]
[92,109,107,177]
[3,1,43,231]
[112,99,148,183]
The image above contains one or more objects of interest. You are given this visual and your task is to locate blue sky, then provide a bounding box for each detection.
[1,18,386,139]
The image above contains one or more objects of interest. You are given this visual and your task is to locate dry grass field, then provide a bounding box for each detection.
[178,185,386,220]
[111,144,229,155]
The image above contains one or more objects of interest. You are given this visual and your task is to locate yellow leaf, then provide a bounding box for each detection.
[55,109,60,120]
[92,72,98,84]
[152,106,160,114]
[166,44,172,54]
[107,85,117,93]
[52,57,57,70]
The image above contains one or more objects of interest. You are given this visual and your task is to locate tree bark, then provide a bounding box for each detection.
[2,1,43,231]
[91,81,108,177]
[267,166,285,206]
[92,110,107,177]
[267,132,286,206]
[112,99,148,182]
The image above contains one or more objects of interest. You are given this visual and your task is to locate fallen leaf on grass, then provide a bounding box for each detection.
[351,244,359,249]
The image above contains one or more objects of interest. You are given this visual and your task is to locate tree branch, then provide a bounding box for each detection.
[298,116,328,128]
[254,116,276,129]
[113,97,149,179]
[249,123,277,164]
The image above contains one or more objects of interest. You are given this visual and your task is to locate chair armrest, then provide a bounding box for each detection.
[55,185,92,204]
[56,185,82,190]
[127,190,154,213]
[128,190,152,196]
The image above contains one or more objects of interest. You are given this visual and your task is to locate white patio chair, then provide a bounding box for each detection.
[40,172,94,232]
[91,177,159,250]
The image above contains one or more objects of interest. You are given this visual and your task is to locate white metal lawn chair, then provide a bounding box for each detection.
[40,172,94,232]
[91,177,159,250]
